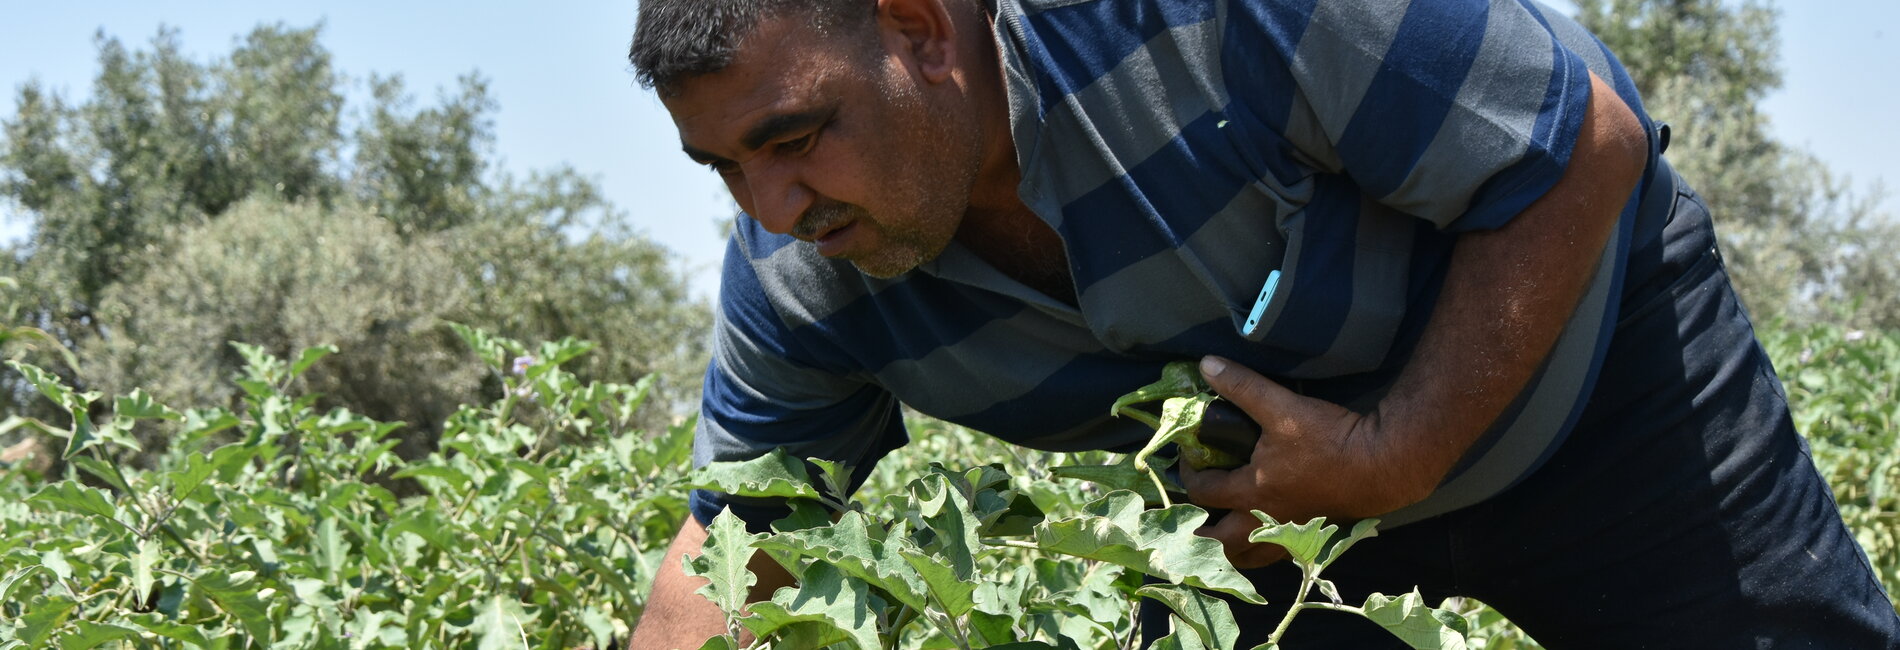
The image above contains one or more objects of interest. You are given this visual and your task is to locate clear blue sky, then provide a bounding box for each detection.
[2,1,1895,302]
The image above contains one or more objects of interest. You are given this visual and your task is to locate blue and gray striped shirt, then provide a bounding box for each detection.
[692,0,1665,529]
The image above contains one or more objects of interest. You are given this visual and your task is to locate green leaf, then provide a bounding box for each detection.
[1051,454,1177,505]
[1243,515,1331,568]
[389,509,467,554]
[738,562,879,650]
[752,512,931,613]
[1110,360,1208,418]
[114,388,181,421]
[471,595,531,650]
[8,360,80,410]
[1033,491,1262,604]
[318,518,347,582]
[0,565,48,603]
[1360,590,1467,650]
[133,537,158,605]
[1150,625,1213,650]
[67,455,129,493]
[179,408,241,440]
[1137,584,1239,650]
[906,473,981,580]
[695,637,739,650]
[164,450,220,502]
[893,536,979,618]
[390,464,474,491]
[28,482,124,531]
[1246,515,1379,572]
[19,596,78,646]
[60,408,98,460]
[679,449,823,501]
[289,344,339,379]
[683,508,765,619]
[56,622,142,650]
[191,570,274,644]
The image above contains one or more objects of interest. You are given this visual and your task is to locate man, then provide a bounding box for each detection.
[625,0,1900,647]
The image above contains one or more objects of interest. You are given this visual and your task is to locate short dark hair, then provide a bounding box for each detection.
[629,0,873,97]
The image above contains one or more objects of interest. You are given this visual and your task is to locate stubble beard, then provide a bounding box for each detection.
[840,74,982,279]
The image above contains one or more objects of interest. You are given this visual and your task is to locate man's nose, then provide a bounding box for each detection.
[742,159,812,236]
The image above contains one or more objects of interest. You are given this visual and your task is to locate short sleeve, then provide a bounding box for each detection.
[1239,0,1594,231]
[689,231,908,531]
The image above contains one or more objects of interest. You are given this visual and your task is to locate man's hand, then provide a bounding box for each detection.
[1180,356,1411,569]
[1181,71,1647,570]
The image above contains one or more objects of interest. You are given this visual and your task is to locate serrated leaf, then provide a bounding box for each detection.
[769,498,833,533]
[67,455,129,493]
[0,565,47,603]
[8,360,80,410]
[471,595,530,650]
[1246,515,1379,572]
[1110,360,1207,418]
[680,449,822,501]
[60,408,98,459]
[1033,491,1262,604]
[179,408,241,439]
[1246,514,1335,567]
[684,509,765,619]
[907,473,981,580]
[318,518,346,582]
[133,537,158,606]
[1361,590,1467,650]
[738,562,879,650]
[752,512,930,613]
[289,345,339,379]
[1137,584,1239,650]
[114,389,181,421]
[20,596,78,646]
[807,457,852,502]
[28,482,123,531]
[893,536,978,618]
[56,622,141,650]
[165,451,219,502]
[389,509,466,554]
[191,571,274,644]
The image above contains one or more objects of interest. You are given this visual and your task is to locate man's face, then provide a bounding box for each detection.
[662,13,982,278]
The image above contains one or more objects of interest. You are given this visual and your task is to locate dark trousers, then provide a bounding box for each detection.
[1148,187,1900,648]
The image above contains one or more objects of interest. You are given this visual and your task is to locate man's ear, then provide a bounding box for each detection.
[878,0,959,83]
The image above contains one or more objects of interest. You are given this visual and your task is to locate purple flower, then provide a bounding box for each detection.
[512,355,536,375]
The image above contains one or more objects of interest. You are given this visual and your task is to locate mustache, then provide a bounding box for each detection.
[792,201,866,240]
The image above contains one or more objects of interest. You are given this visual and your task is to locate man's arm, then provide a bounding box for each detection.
[1182,71,1648,567]
[627,515,796,649]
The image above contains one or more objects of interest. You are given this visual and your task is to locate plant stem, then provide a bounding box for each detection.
[1265,568,1327,646]
[885,604,918,650]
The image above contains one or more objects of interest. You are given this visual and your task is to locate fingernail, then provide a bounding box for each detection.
[1200,356,1227,379]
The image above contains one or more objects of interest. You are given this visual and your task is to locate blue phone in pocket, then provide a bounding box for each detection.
[1241,269,1281,337]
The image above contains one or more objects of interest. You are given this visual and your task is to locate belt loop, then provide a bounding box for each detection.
[1656,122,1672,155]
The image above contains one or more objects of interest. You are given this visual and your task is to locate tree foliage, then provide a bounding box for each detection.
[1576,0,1900,328]
[0,24,709,442]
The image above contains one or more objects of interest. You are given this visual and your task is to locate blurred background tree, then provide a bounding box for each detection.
[0,24,709,451]
[1576,0,1900,329]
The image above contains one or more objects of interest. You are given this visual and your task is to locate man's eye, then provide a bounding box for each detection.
[779,133,816,155]
[706,160,739,175]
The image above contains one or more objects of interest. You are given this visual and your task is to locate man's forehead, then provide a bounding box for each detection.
[664,15,849,154]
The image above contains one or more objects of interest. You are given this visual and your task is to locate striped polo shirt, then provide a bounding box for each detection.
[691,0,1667,529]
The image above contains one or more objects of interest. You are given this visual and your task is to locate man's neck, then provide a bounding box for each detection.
[956,204,1075,307]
